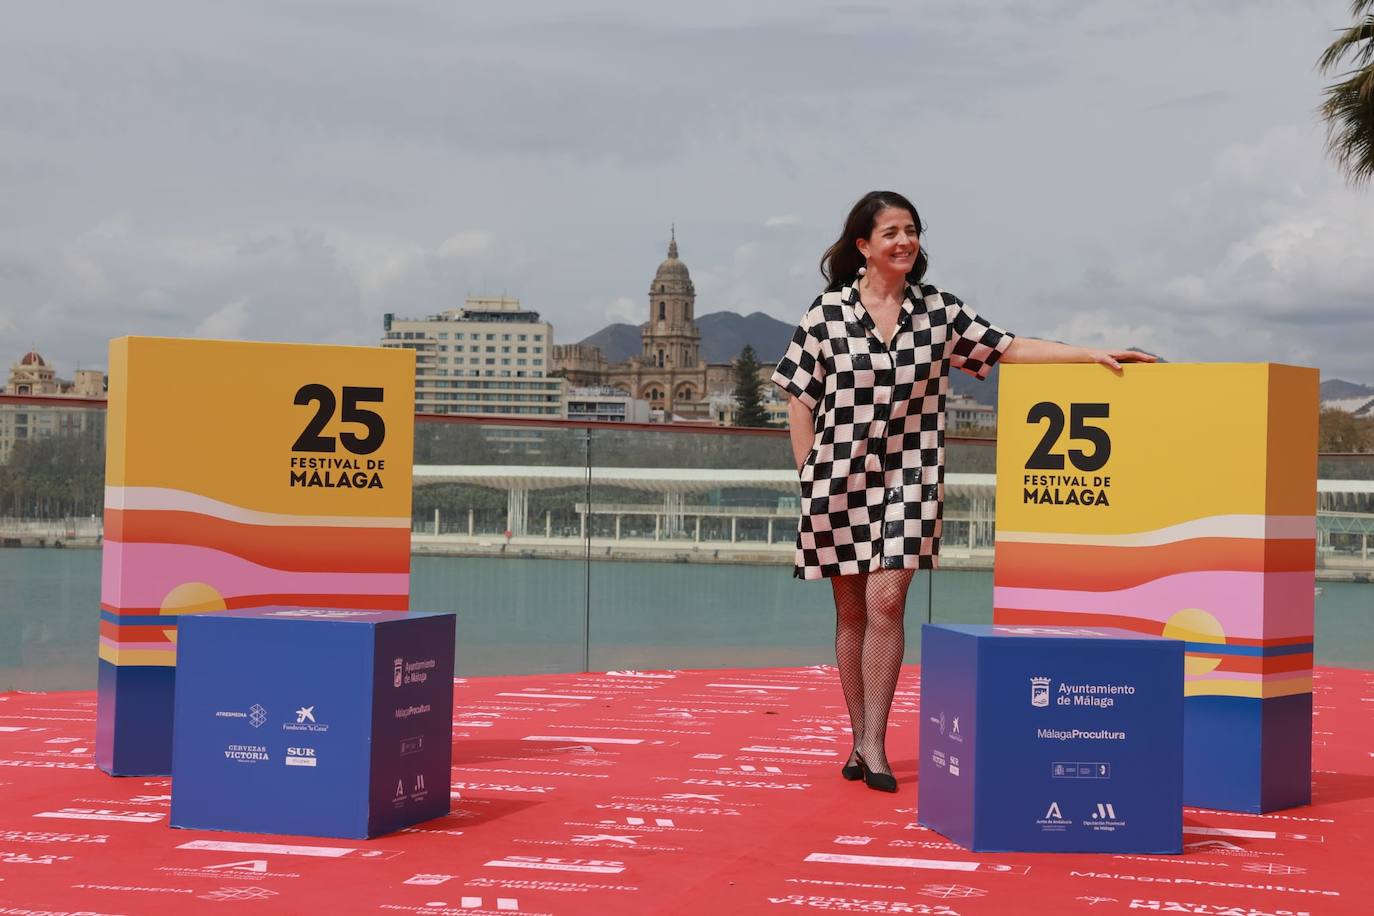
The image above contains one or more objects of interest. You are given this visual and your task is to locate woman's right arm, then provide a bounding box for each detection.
[787,395,816,472]
[773,299,827,471]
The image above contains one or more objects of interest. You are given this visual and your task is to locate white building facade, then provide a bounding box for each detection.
[382,297,566,417]
[566,387,652,424]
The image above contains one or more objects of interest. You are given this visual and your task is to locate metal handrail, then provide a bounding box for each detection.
[4,393,1370,456]
[0,393,1000,445]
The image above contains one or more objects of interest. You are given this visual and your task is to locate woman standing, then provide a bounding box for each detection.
[772,190,1154,792]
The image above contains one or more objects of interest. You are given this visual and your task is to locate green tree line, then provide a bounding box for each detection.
[1319,408,1374,452]
[0,430,105,518]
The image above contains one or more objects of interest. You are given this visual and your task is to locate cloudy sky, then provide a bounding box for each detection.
[2,0,1371,383]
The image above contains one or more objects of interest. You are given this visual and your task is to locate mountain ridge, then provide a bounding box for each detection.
[575,313,1192,406]
[1321,379,1374,401]
[578,311,798,364]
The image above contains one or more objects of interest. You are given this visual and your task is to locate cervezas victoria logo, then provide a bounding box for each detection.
[224,744,269,763]
[1030,677,1051,708]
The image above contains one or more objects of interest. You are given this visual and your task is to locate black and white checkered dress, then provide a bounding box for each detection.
[771,281,1014,580]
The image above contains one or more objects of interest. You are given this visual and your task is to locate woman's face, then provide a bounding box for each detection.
[857,207,919,278]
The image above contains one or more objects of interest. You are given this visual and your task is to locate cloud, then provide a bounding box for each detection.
[1156,125,1374,342]
[1004,121,1374,382]
[436,231,492,260]
[0,222,370,370]
[0,1,1370,386]
[1040,309,1167,359]
[1163,206,1374,321]
[1143,89,1230,112]
[604,296,641,324]
[192,298,249,339]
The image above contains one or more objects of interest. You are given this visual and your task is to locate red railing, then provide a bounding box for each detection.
[0,393,1000,445]
[0,394,111,409]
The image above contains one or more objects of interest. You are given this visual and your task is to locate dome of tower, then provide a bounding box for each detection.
[651,235,695,295]
[19,351,46,367]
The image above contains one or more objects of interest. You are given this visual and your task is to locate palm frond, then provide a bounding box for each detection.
[1319,2,1374,184]
[1318,14,1374,72]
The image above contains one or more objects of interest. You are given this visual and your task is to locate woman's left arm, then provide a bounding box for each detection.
[1001,337,1157,372]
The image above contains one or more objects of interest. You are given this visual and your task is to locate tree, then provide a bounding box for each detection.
[0,428,105,518]
[1319,407,1374,452]
[732,345,771,428]
[1319,0,1374,185]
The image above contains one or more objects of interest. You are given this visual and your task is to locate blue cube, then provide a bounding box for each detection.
[918,624,1183,853]
[171,608,455,839]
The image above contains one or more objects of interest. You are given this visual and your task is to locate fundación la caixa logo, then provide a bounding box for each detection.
[1031,677,1051,708]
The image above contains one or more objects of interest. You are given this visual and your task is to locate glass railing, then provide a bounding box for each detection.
[411,422,592,676]
[2,395,1371,691]
[406,416,926,675]
[0,398,107,692]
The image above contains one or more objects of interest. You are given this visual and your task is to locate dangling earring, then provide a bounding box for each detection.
[856,259,867,277]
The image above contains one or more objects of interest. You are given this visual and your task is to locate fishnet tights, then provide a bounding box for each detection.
[830,568,915,777]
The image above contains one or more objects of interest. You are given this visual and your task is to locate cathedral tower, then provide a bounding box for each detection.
[643,229,701,372]
[597,229,730,420]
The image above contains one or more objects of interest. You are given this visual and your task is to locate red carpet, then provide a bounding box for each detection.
[2,665,1372,915]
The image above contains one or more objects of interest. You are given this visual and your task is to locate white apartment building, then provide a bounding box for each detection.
[948,393,996,430]
[566,387,652,424]
[382,297,565,418]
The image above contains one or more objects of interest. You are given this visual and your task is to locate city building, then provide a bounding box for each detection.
[382,297,566,418]
[565,387,652,424]
[710,390,789,428]
[947,393,997,431]
[5,351,104,399]
[548,344,609,389]
[0,351,107,463]
[763,393,790,427]
[552,234,736,421]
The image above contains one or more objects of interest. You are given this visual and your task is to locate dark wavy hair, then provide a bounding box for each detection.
[820,190,927,291]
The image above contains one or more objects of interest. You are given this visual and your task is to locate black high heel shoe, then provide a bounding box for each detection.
[857,754,897,793]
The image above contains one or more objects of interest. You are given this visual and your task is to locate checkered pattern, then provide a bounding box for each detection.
[772,282,1014,580]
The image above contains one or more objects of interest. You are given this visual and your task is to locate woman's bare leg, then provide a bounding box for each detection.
[830,571,869,769]
[856,567,916,776]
